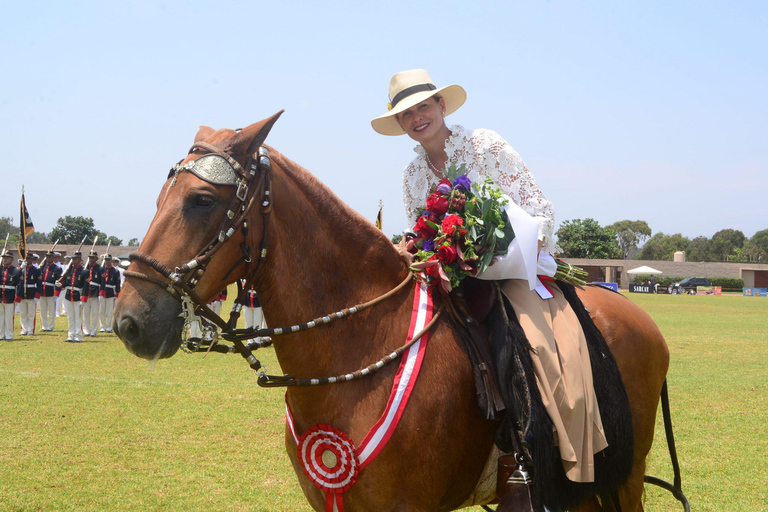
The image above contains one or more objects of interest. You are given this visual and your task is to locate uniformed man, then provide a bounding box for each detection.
[81,250,102,338]
[53,252,65,317]
[0,250,20,341]
[16,252,42,335]
[57,251,86,342]
[39,251,63,331]
[98,254,120,333]
[241,282,266,340]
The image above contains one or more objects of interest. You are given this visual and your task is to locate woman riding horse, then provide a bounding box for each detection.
[372,69,607,485]
[113,111,669,511]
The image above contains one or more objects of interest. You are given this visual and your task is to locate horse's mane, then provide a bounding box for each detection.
[267,146,401,258]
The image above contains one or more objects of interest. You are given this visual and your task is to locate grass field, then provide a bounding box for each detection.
[0,293,766,511]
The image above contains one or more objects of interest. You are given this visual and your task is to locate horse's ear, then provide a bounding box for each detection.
[194,126,216,143]
[229,110,284,158]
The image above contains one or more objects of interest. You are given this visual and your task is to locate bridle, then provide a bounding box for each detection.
[124,139,441,387]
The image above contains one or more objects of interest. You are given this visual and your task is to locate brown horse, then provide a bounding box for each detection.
[113,113,669,511]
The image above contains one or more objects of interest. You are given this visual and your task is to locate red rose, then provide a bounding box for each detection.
[414,216,437,238]
[426,193,449,215]
[437,244,457,264]
[441,214,464,236]
[438,178,452,188]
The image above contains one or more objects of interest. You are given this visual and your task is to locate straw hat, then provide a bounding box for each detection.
[371,69,466,136]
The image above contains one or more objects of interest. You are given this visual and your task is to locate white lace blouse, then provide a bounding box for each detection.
[401,125,556,256]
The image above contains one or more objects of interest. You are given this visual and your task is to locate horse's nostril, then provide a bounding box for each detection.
[118,315,142,345]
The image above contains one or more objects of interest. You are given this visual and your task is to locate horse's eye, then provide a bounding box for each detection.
[192,195,215,208]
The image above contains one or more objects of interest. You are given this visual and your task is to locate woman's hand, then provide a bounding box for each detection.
[395,240,415,266]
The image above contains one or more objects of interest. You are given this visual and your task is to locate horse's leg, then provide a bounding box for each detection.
[578,286,669,512]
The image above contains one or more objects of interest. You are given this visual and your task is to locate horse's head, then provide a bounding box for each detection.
[114,112,282,360]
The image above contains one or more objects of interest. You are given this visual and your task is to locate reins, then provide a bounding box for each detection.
[124,140,440,387]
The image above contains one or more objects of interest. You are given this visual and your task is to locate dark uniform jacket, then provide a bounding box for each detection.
[83,264,103,300]
[100,267,121,298]
[0,264,20,304]
[16,265,41,300]
[40,263,63,298]
[244,286,261,308]
[60,265,87,302]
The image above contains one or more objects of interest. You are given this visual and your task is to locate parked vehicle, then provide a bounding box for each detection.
[669,277,712,295]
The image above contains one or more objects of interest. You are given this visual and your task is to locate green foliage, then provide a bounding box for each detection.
[637,232,690,260]
[710,228,746,261]
[49,216,106,245]
[685,235,710,261]
[751,229,768,258]
[555,218,621,258]
[606,219,652,259]
[27,231,49,243]
[0,216,15,239]
[710,277,744,291]
[390,234,403,245]
[104,235,123,246]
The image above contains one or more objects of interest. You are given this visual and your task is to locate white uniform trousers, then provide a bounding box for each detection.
[56,293,63,316]
[100,296,115,332]
[39,296,57,331]
[18,299,37,335]
[242,305,265,341]
[0,303,14,340]
[81,298,99,336]
[63,299,83,341]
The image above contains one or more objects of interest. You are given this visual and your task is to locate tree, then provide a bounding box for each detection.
[709,229,746,261]
[555,218,621,258]
[0,216,14,239]
[637,232,690,260]
[390,234,403,245]
[103,236,123,246]
[685,236,711,261]
[0,216,48,244]
[27,231,49,243]
[128,238,140,247]
[749,229,768,262]
[49,216,105,245]
[606,220,652,259]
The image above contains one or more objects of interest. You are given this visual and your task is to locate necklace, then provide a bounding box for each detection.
[424,153,443,177]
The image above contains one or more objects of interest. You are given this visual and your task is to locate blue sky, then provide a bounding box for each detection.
[2,1,766,245]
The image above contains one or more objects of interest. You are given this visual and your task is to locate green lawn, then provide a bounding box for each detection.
[0,294,765,511]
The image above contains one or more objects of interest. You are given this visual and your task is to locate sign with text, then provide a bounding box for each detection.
[629,283,654,294]
[743,288,768,297]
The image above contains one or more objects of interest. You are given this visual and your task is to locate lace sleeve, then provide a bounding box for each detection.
[401,156,436,227]
[474,129,557,255]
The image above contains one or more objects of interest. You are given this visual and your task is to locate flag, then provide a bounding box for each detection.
[19,191,35,259]
[375,201,383,231]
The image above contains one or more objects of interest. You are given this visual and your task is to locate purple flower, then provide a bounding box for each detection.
[422,239,435,252]
[452,174,471,191]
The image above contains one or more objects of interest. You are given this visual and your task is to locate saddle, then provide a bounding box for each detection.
[448,279,634,512]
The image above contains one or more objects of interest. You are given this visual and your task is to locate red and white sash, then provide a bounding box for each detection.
[285,281,433,512]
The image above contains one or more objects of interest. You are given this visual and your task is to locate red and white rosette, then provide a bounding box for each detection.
[298,423,359,495]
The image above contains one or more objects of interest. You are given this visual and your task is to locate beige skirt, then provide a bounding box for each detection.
[501,279,608,483]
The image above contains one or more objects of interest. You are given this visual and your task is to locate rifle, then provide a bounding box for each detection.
[57,235,88,286]
[88,236,99,260]
[100,240,112,267]
[1,233,8,255]
[38,239,59,267]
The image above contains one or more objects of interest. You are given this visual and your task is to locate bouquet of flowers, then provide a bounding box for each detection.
[407,163,515,294]
[406,163,589,294]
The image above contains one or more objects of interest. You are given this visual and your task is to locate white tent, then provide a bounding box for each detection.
[627,265,662,275]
